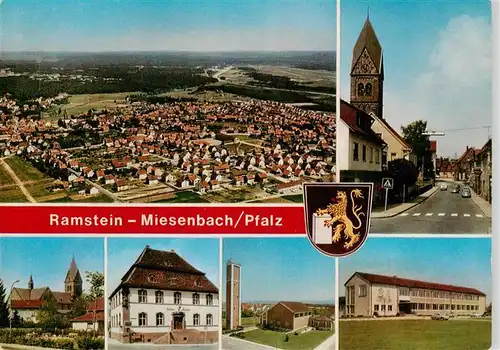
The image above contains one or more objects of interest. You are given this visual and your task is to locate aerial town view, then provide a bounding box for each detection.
[0,0,335,204]
[339,237,492,350]
[0,237,105,349]
[339,0,492,233]
[222,238,335,350]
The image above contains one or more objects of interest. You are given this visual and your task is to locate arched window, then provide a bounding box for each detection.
[357,83,364,96]
[139,312,147,326]
[155,291,164,304]
[156,312,164,326]
[138,289,147,303]
[193,313,200,326]
[365,83,373,96]
[192,293,200,305]
[206,294,213,306]
[174,292,182,305]
[206,314,213,326]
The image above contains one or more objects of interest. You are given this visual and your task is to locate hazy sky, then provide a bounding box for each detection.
[339,237,492,303]
[1,0,336,52]
[341,0,492,158]
[107,238,220,296]
[1,237,104,299]
[222,238,335,303]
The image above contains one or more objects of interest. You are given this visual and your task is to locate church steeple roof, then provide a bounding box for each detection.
[28,274,34,290]
[351,16,383,73]
[65,256,80,282]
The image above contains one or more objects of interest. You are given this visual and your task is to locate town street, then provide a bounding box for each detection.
[370,181,491,234]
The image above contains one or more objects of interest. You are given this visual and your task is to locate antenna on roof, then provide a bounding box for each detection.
[367,6,370,19]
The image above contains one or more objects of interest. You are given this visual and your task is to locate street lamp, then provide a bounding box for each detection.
[9,280,20,339]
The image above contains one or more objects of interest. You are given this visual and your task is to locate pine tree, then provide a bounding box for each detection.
[0,280,10,327]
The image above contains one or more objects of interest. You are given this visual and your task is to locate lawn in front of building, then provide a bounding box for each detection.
[241,329,332,349]
[340,319,491,350]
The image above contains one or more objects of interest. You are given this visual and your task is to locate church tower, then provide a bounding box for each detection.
[64,256,83,299]
[350,14,384,119]
[28,274,34,290]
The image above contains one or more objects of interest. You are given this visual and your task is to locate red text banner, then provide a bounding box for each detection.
[0,206,306,234]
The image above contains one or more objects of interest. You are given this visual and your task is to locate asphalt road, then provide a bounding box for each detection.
[370,181,491,234]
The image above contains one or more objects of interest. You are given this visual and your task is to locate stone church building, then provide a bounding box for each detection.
[9,257,83,323]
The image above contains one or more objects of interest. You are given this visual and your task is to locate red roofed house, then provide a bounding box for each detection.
[344,272,486,318]
[71,297,104,333]
[109,246,219,345]
[9,257,83,323]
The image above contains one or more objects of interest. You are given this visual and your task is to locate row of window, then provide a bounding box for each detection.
[138,312,213,327]
[353,143,380,164]
[409,303,480,311]
[138,290,214,305]
[352,285,481,302]
[373,305,392,312]
[405,288,481,300]
[293,311,312,318]
[111,291,216,309]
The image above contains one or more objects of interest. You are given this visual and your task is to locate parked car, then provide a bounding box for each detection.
[461,187,472,198]
[471,313,482,318]
[431,313,449,320]
[440,184,448,191]
[451,185,461,193]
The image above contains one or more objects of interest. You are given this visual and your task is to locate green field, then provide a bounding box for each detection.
[0,187,28,202]
[240,329,332,349]
[241,316,259,326]
[4,157,48,182]
[47,194,114,203]
[340,319,491,350]
[0,164,14,185]
[154,191,210,203]
[282,194,304,203]
[62,92,134,116]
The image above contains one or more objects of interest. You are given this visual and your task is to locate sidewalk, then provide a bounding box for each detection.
[0,344,60,350]
[372,186,440,218]
[471,190,492,218]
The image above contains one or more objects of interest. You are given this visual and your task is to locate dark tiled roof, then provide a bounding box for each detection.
[123,267,218,294]
[65,258,81,283]
[52,292,73,305]
[279,301,311,313]
[352,18,383,73]
[134,246,203,274]
[12,287,48,301]
[352,272,485,296]
[110,246,218,298]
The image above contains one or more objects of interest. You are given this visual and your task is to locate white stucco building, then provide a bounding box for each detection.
[109,246,219,345]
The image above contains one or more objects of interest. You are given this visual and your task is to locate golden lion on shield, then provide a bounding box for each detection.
[315,189,365,249]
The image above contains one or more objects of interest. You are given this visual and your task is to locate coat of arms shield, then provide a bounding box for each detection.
[303,182,374,257]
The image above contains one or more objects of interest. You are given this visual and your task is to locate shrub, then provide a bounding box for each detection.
[77,337,105,350]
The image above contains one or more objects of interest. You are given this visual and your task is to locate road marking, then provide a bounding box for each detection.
[400,213,409,216]
[451,213,458,217]
[464,213,471,217]
[476,214,484,218]
[412,213,421,216]
[438,213,446,216]
[425,213,433,216]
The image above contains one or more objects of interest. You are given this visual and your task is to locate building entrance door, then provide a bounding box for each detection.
[173,313,185,330]
[399,302,411,315]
